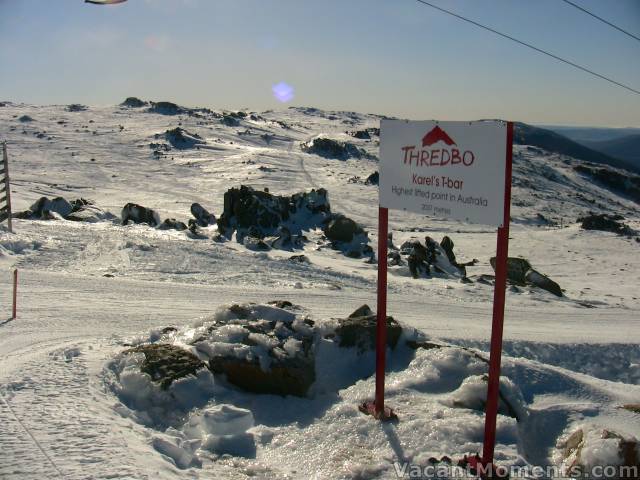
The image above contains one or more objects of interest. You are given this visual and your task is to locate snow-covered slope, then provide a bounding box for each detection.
[0,100,638,479]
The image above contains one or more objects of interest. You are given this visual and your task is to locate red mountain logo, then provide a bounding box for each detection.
[422,126,456,147]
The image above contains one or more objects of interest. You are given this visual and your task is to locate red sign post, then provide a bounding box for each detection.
[369,120,514,466]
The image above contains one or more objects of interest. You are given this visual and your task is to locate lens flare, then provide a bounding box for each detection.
[272,82,294,103]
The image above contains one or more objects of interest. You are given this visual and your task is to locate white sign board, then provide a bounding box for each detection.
[379,120,508,226]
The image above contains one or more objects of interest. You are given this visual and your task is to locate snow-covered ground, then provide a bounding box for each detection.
[0,101,638,479]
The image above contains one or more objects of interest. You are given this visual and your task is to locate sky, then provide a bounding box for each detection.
[0,0,639,127]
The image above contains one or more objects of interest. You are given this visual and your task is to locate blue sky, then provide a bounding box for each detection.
[1,0,639,126]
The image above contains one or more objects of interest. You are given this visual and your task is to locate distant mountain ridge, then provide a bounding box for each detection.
[513,123,638,174]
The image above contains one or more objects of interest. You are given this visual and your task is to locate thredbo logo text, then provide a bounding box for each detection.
[401,126,475,167]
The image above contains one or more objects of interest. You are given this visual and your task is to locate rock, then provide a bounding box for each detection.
[364,171,379,185]
[124,343,206,389]
[524,269,563,297]
[288,254,310,264]
[19,197,111,222]
[268,226,301,250]
[194,303,316,397]
[335,306,402,353]
[574,164,640,204]
[490,257,563,297]
[388,250,403,266]
[440,236,457,265]
[558,426,640,478]
[324,215,364,243]
[449,374,523,420]
[490,257,531,285]
[159,218,188,231]
[164,127,205,149]
[217,185,330,239]
[121,97,147,108]
[221,115,240,127]
[349,129,371,140]
[243,236,270,251]
[301,137,368,160]
[18,115,34,122]
[190,203,216,227]
[26,196,73,219]
[121,203,160,227]
[578,213,633,235]
[348,304,374,318]
[268,300,294,309]
[149,101,183,115]
[66,203,114,223]
[619,404,640,414]
[66,104,87,112]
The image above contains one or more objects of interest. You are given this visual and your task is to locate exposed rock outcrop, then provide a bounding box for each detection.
[124,343,206,389]
[578,213,633,235]
[121,203,161,227]
[301,137,370,160]
[490,257,563,297]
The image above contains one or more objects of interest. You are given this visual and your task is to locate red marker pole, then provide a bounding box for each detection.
[482,122,514,469]
[375,207,389,417]
[12,269,17,319]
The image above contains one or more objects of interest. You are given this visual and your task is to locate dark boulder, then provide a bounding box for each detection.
[66,104,88,112]
[190,203,216,227]
[489,257,531,285]
[490,257,562,297]
[578,213,633,235]
[159,218,188,231]
[217,185,330,239]
[365,171,379,185]
[301,137,368,160]
[18,115,34,122]
[124,343,206,389]
[121,203,160,227]
[221,115,240,127]
[121,97,147,108]
[210,356,314,398]
[335,305,402,353]
[148,101,183,115]
[324,215,364,243]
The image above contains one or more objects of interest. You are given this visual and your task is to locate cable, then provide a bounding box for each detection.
[414,0,640,96]
[560,0,640,43]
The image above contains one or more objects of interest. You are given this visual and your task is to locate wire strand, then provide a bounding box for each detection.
[560,0,640,43]
[414,0,640,96]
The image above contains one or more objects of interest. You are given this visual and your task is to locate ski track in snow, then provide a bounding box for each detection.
[0,103,639,478]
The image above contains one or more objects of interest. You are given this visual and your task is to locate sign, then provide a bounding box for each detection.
[379,120,508,226]
[367,120,514,471]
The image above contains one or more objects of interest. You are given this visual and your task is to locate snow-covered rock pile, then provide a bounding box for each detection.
[556,426,640,478]
[162,127,206,149]
[16,196,114,223]
[301,137,372,160]
[217,185,372,256]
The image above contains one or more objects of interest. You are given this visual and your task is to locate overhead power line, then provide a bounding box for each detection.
[560,0,640,43]
[414,0,640,96]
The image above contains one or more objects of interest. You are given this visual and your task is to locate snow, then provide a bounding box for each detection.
[0,101,638,478]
